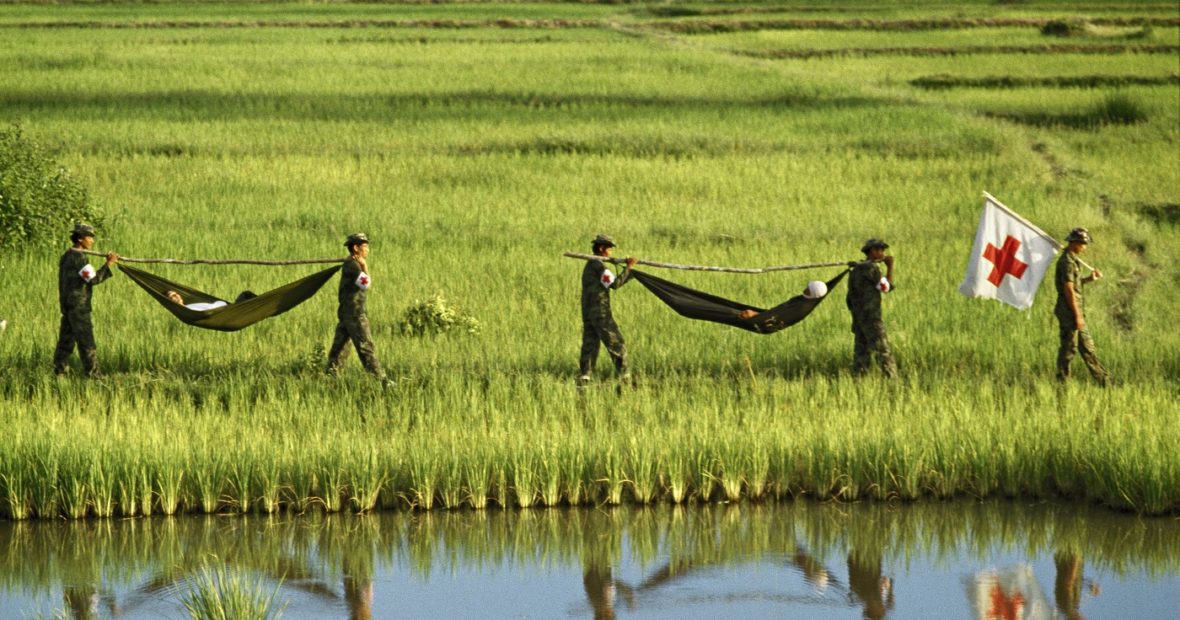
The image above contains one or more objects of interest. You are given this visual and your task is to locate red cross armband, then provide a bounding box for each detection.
[877,277,892,293]
[355,271,371,291]
[600,268,616,289]
[79,264,97,283]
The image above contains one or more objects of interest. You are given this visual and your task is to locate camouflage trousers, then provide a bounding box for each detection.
[851,318,896,378]
[1056,319,1107,385]
[578,314,628,378]
[327,314,386,379]
[53,308,100,377]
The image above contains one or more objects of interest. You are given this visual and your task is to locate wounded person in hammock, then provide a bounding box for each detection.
[165,289,257,312]
[737,280,829,320]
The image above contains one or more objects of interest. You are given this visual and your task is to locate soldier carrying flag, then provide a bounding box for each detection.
[1054,227,1108,386]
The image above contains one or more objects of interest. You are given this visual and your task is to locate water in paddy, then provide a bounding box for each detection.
[1,500,1176,619]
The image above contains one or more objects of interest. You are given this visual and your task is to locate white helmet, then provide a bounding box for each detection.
[803,280,828,299]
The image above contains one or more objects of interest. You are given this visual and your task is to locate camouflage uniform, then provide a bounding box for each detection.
[54,248,113,376]
[579,259,632,380]
[845,260,896,378]
[327,255,386,379]
[1054,251,1106,384]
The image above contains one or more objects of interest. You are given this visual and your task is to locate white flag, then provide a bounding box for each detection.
[959,194,1061,310]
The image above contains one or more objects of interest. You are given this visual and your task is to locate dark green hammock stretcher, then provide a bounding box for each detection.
[631,269,848,334]
[119,264,341,332]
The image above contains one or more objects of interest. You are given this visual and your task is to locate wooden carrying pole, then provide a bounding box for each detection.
[563,252,858,274]
[81,250,345,266]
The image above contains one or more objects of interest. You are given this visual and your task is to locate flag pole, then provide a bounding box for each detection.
[563,252,861,274]
[80,250,346,265]
[982,192,1063,250]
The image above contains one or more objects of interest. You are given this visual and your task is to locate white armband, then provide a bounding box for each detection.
[599,269,616,289]
[355,271,371,290]
[877,277,892,293]
[79,264,97,283]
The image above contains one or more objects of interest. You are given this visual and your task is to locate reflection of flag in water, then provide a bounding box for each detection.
[959,193,1061,311]
[964,564,1051,620]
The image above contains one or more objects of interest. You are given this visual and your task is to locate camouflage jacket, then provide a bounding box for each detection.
[1054,251,1084,319]
[845,261,888,323]
[58,248,112,312]
[581,259,631,319]
[337,257,368,318]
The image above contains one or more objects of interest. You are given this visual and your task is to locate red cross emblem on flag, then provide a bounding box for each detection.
[982,235,1028,286]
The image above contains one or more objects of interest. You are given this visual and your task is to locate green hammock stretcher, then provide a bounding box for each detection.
[631,269,848,334]
[119,263,341,332]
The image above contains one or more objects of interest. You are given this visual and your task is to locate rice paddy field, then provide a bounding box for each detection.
[0,0,1177,520]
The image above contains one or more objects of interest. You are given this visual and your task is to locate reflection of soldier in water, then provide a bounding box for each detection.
[343,554,374,620]
[792,547,832,591]
[62,583,115,620]
[848,552,894,620]
[1055,551,1099,620]
[582,562,636,620]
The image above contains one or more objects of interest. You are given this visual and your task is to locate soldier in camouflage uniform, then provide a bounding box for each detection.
[54,223,119,378]
[1054,227,1107,386]
[845,238,896,378]
[327,233,388,382]
[577,234,637,386]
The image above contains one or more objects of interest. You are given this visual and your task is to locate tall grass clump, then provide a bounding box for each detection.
[1093,92,1148,125]
[181,556,287,620]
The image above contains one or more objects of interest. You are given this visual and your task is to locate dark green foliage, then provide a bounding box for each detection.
[990,93,1149,129]
[1095,92,1149,124]
[0,124,100,251]
[1040,18,1088,37]
[911,74,1180,90]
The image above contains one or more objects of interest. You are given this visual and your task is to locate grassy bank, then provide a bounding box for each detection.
[0,0,1177,518]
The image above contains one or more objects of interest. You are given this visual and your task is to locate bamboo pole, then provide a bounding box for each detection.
[81,250,345,266]
[563,252,860,274]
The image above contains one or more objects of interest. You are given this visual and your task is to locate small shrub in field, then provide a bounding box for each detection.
[1094,93,1148,125]
[0,124,101,251]
[1040,19,1089,37]
[398,293,481,336]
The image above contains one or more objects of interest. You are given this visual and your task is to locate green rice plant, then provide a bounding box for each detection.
[194,463,226,515]
[318,467,346,514]
[462,460,491,510]
[407,459,437,511]
[512,452,539,509]
[256,466,282,515]
[539,449,562,508]
[601,449,626,506]
[88,455,114,519]
[227,463,254,514]
[626,442,659,505]
[156,465,185,516]
[181,555,287,620]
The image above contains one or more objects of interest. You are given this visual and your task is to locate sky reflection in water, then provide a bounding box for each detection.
[2,500,1177,619]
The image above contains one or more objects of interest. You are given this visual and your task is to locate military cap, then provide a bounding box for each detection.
[860,238,889,254]
[592,234,616,248]
[72,223,97,238]
[344,232,369,247]
[1065,227,1092,244]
